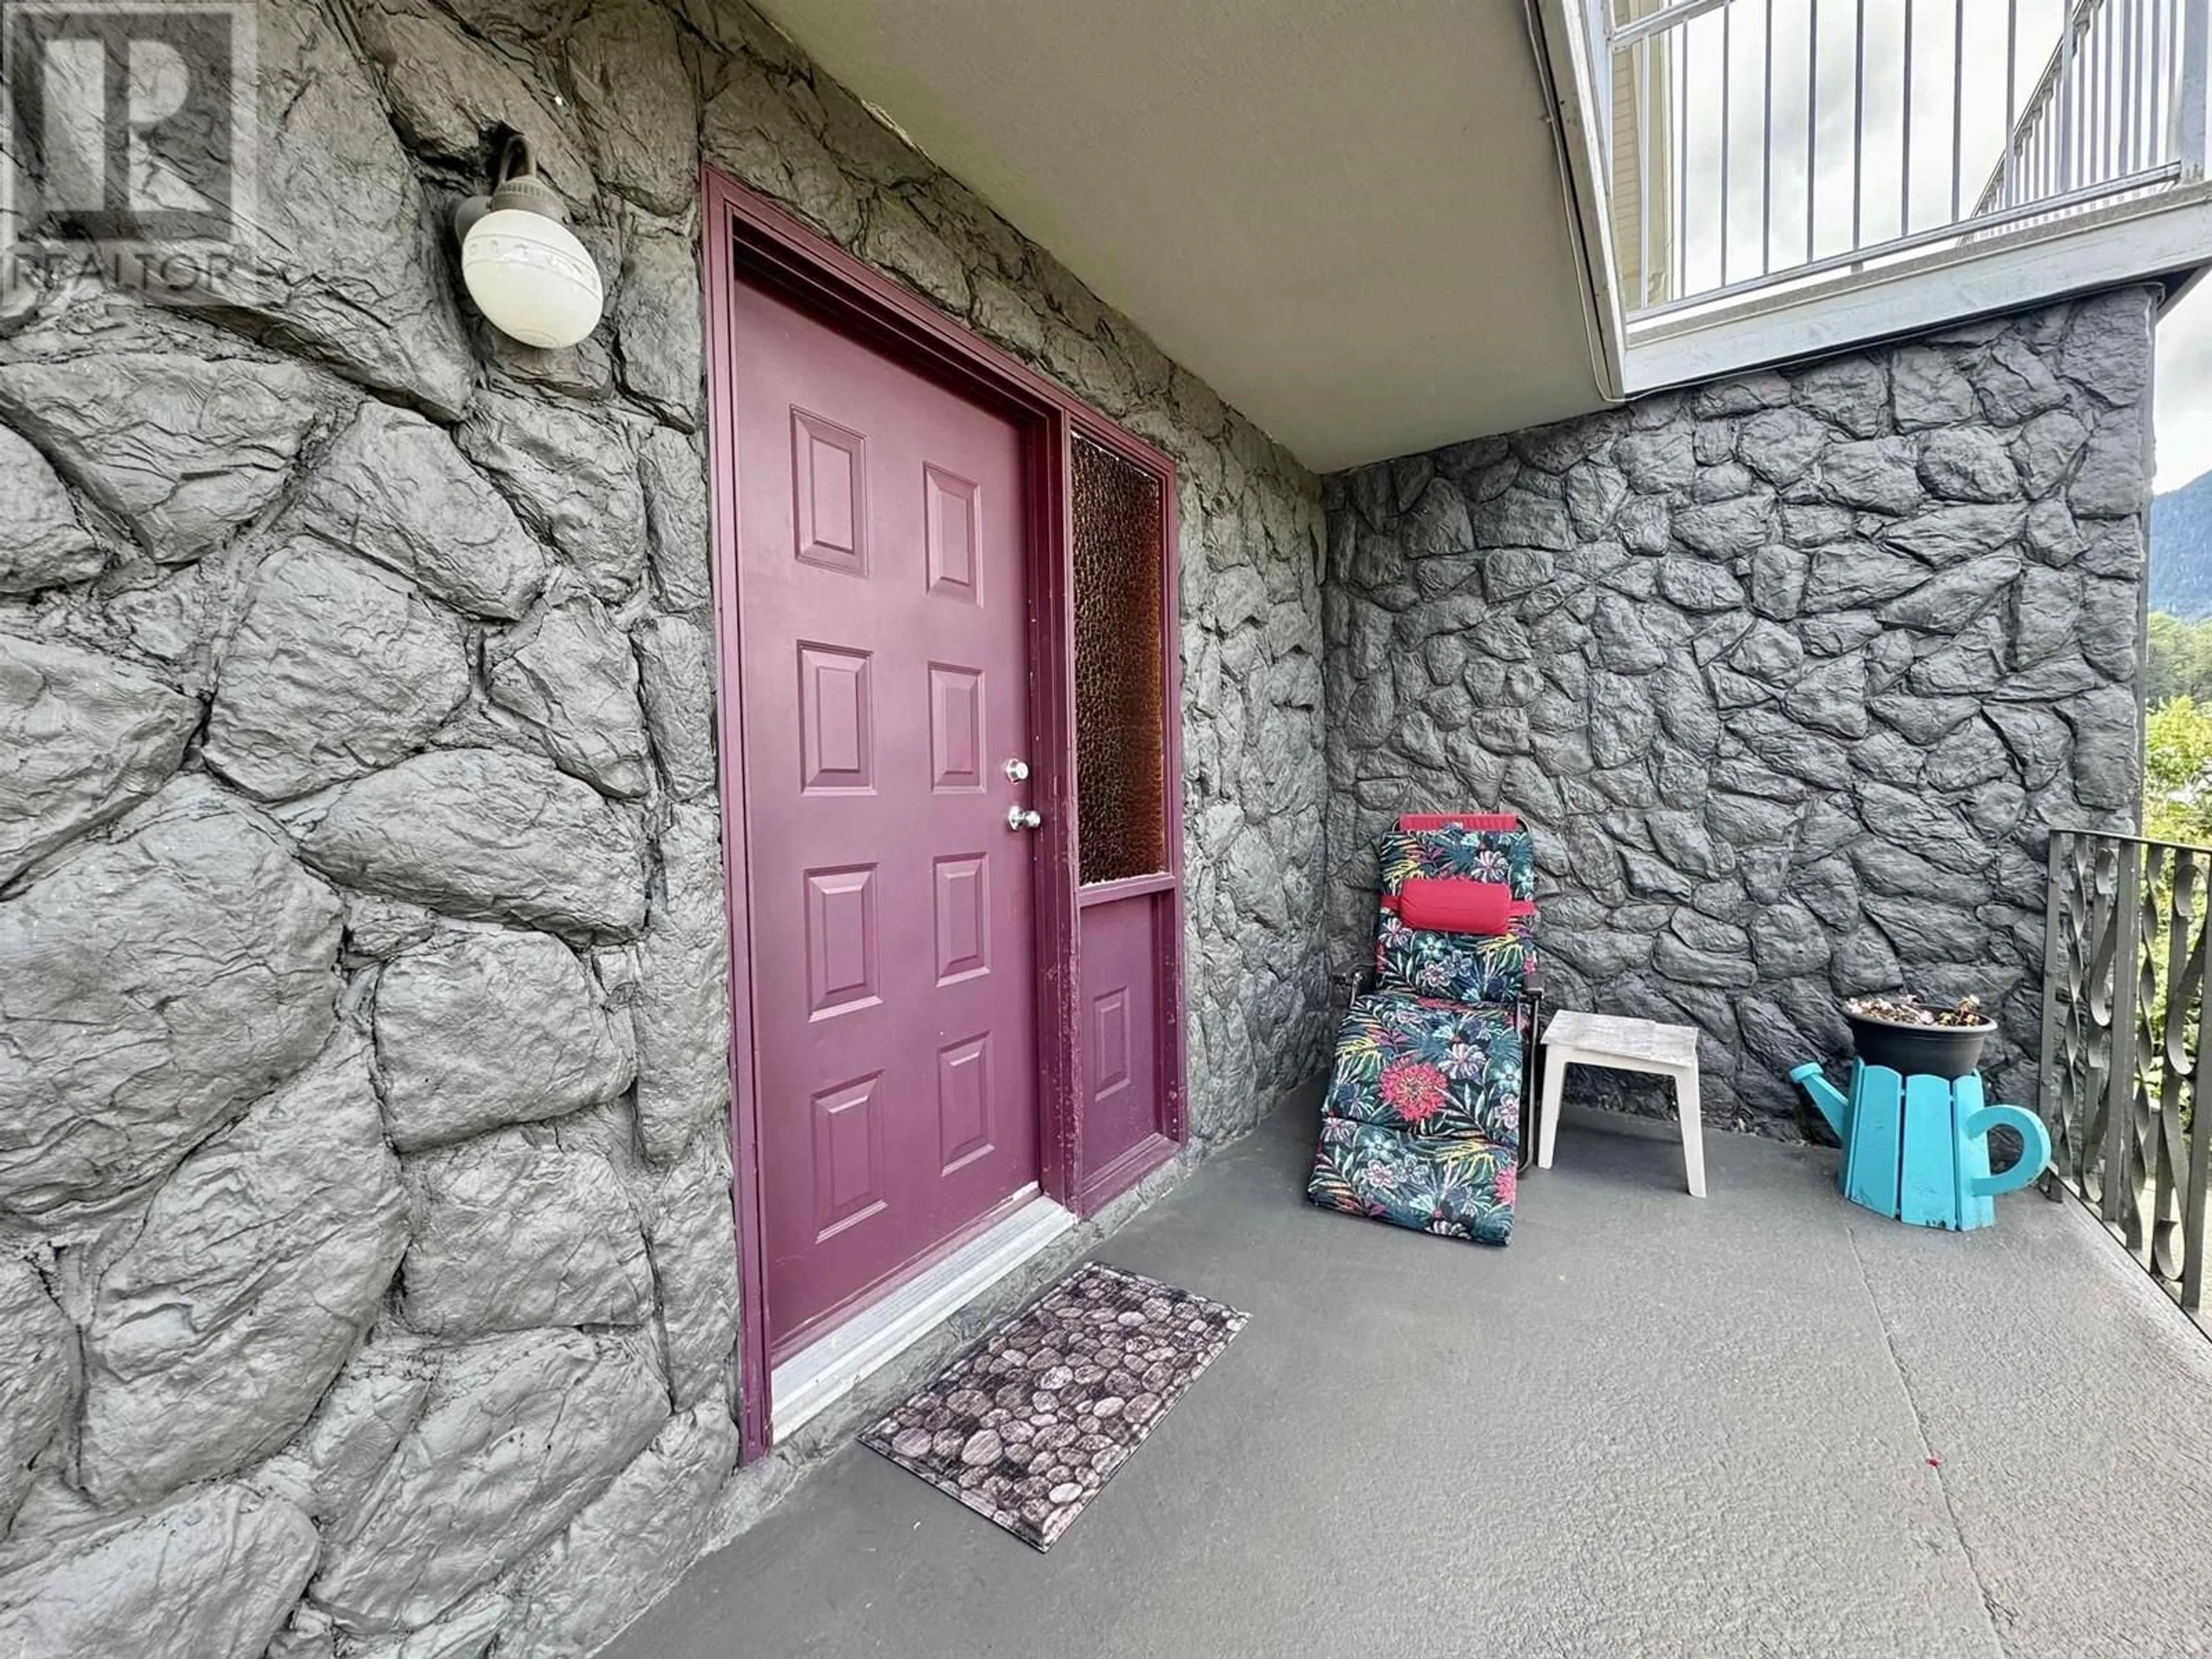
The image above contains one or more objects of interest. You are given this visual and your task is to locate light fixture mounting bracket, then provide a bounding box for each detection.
[454,134,567,241]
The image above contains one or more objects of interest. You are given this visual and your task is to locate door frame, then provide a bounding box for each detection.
[701,169,1188,1459]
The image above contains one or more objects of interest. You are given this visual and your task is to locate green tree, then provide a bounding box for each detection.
[2146,611,2212,704]
[2139,700,2212,1147]
[2145,695,2212,846]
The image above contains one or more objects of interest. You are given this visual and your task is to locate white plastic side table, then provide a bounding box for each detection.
[1537,1010,1706,1197]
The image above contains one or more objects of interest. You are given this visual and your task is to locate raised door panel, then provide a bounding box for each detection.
[802,865,878,1019]
[797,644,873,794]
[924,464,980,601]
[927,664,985,793]
[792,411,867,575]
[936,1035,995,1175]
[810,1074,886,1239]
[1078,894,1166,1180]
[933,854,991,985]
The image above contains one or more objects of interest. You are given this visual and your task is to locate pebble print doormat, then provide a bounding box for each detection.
[859,1262,1249,1550]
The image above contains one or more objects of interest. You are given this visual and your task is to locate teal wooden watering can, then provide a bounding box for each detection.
[1789,1060,2051,1230]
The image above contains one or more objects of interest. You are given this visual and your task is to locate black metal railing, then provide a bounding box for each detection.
[2040,828,2212,1318]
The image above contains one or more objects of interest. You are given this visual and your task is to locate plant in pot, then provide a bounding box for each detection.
[1841,992,1995,1082]
[1791,990,2049,1232]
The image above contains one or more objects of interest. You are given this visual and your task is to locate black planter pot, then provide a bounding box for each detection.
[1846,1010,1994,1081]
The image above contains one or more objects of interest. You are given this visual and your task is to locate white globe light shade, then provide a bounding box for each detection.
[460,207,604,349]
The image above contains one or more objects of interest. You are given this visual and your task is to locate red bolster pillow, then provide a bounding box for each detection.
[1396,877,1512,935]
[1397,813,1520,831]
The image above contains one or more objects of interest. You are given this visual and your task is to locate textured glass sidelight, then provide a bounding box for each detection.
[1070,435,1168,887]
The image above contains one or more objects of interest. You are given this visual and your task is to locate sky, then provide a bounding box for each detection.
[2157,283,2212,494]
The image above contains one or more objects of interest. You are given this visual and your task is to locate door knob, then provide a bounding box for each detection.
[1006,805,1042,831]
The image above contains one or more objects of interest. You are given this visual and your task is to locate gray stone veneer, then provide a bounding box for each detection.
[1324,291,2152,1134]
[0,1,1327,1653]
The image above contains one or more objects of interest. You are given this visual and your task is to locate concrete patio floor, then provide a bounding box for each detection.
[606,1100,2212,1658]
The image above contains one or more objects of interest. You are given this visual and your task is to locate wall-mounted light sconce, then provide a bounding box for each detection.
[453,135,603,350]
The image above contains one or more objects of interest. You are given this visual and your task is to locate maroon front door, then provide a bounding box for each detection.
[732,273,1041,1358]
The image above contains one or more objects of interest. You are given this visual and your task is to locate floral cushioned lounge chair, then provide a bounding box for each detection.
[1307,814,1540,1245]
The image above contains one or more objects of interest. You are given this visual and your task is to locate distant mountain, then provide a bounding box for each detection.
[2151,469,2212,618]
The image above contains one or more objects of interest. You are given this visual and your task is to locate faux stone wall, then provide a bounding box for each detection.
[1324,291,2153,1132]
[0,2,1327,1654]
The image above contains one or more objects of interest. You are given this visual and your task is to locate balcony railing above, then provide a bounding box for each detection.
[1595,0,2210,328]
